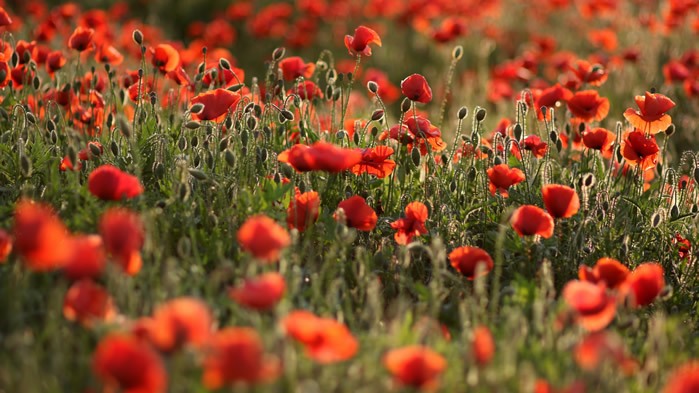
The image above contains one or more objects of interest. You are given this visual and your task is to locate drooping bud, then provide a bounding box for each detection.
[132,29,143,46]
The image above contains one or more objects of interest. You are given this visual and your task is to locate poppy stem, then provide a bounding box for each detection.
[339,55,361,132]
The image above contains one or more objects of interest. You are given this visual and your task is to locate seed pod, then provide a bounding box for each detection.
[549,130,558,145]
[457,106,468,119]
[476,108,487,122]
[241,129,249,147]
[336,130,347,140]
[110,140,119,156]
[513,124,523,141]
[32,76,40,90]
[190,135,199,148]
[190,103,204,114]
[665,124,675,137]
[26,112,37,124]
[272,47,285,60]
[281,110,294,121]
[670,204,679,219]
[224,149,235,167]
[401,98,411,113]
[132,29,143,45]
[651,211,663,227]
[189,168,207,180]
[367,81,378,93]
[452,45,463,60]
[371,109,384,121]
[178,135,187,151]
[219,58,231,70]
[411,147,420,166]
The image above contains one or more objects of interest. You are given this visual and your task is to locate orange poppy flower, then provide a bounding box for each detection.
[562,280,617,331]
[448,246,493,279]
[569,59,607,86]
[278,142,363,173]
[472,326,495,366]
[335,195,377,231]
[63,279,117,327]
[344,25,382,56]
[63,234,107,281]
[350,146,396,178]
[237,215,290,262]
[621,262,665,307]
[13,200,72,271]
[150,43,180,73]
[661,360,699,393]
[487,164,525,197]
[201,64,245,87]
[623,91,675,134]
[578,258,630,289]
[523,135,548,158]
[383,345,447,390]
[149,297,213,352]
[511,205,555,238]
[542,184,580,219]
[534,84,573,120]
[202,327,280,389]
[401,74,432,103]
[93,333,167,393]
[95,44,123,65]
[287,191,321,232]
[46,50,66,75]
[99,208,144,275]
[68,26,94,52]
[279,56,315,81]
[88,165,144,201]
[574,332,638,376]
[0,228,11,263]
[582,127,615,152]
[288,80,322,100]
[283,310,358,364]
[620,129,659,171]
[390,202,428,245]
[567,90,609,122]
[364,68,400,103]
[190,88,241,122]
[229,272,286,310]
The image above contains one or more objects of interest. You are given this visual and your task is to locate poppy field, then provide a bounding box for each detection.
[1,0,699,392]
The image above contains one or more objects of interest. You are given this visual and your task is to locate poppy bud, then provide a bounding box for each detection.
[327,69,337,83]
[670,204,679,219]
[411,147,420,166]
[224,150,235,168]
[657,162,663,175]
[298,180,306,193]
[452,45,463,60]
[22,51,31,64]
[347,72,354,82]
[20,154,32,177]
[190,103,205,114]
[178,183,190,201]
[177,135,187,151]
[335,130,347,140]
[367,81,379,94]
[110,140,119,157]
[153,162,164,179]
[401,98,411,113]
[692,204,699,213]
[32,76,40,90]
[219,58,231,70]
[88,142,103,157]
[225,116,234,130]
[132,29,143,46]
[50,130,57,144]
[353,130,360,145]
[273,47,285,61]
[372,110,384,121]
[458,106,468,119]
[471,132,481,147]
[149,92,157,106]
[494,156,503,165]
[281,110,294,121]
[371,127,378,137]
[189,169,207,180]
[513,124,523,141]
[550,130,558,144]
[614,146,623,163]
[247,117,257,130]
[241,130,249,147]
[337,73,345,83]
[186,121,201,129]
[651,211,663,227]
[10,52,18,68]
[191,135,199,148]
[332,89,341,101]
[665,124,675,137]
[582,173,596,188]
[476,108,487,122]
[26,112,37,124]
[281,163,294,179]
[206,150,214,168]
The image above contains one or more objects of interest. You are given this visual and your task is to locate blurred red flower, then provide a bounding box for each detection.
[582,127,615,152]
[390,202,428,244]
[621,262,665,307]
[578,257,630,289]
[287,191,321,232]
[562,280,617,331]
[150,43,180,73]
[335,195,377,231]
[472,326,495,366]
[449,246,493,279]
[278,142,362,173]
[661,360,699,393]
[13,200,72,271]
[511,205,554,238]
[383,345,447,390]
[63,279,117,327]
[88,165,144,201]
[68,26,94,52]
[99,208,144,275]
[351,145,396,178]
[237,215,290,262]
[0,228,11,263]
[93,333,167,393]
[149,297,213,352]
[190,88,241,121]
[279,56,315,81]
[283,310,358,363]
[63,234,107,280]
[229,272,286,310]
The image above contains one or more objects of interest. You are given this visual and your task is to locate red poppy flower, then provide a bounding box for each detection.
[287,191,321,232]
[582,127,615,152]
[46,50,66,75]
[661,360,699,393]
[229,272,286,310]
[68,27,94,52]
[672,234,691,260]
[15,40,36,64]
[364,68,400,103]
[487,164,525,197]
[63,234,107,280]
[449,246,493,279]
[623,91,675,134]
[663,61,691,84]
[88,165,144,201]
[534,84,573,120]
[0,7,13,26]
[523,135,548,158]
[574,332,637,376]
[569,59,608,86]
[191,88,241,122]
[149,297,213,352]
[201,64,245,88]
[401,74,432,103]
[390,202,428,245]
[99,208,144,275]
[578,258,630,289]
[511,205,555,238]
[542,184,580,219]
[13,200,72,271]
[621,130,659,171]
[63,279,117,327]
[93,333,167,393]
[335,196,377,231]
[283,310,359,364]
[383,345,447,390]
[166,67,192,86]
[237,215,290,262]
[344,25,382,56]
[567,90,610,122]
[288,80,322,100]
[202,327,280,389]
[621,262,665,307]
[279,56,315,81]
[562,280,617,331]
[278,142,362,173]
[95,44,123,66]
[351,146,396,178]
[150,44,180,73]
[472,326,495,366]
[0,228,11,263]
